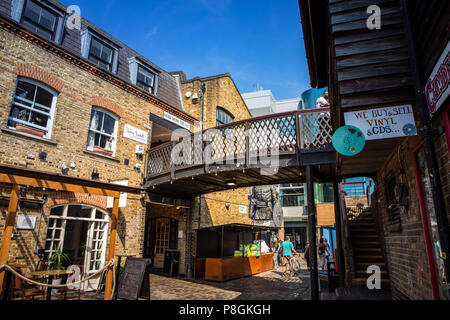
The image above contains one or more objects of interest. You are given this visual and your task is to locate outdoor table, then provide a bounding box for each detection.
[29,269,74,300]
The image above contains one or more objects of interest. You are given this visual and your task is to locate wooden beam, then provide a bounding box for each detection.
[0,173,121,198]
[0,184,20,298]
[104,197,119,300]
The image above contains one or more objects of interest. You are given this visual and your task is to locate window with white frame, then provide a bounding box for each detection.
[128,57,159,95]
[89,37,114,71]
[136,66,156,93]
[13,0,65,42]
[7,78,57,139]
[86,108,118,156]
[81,29,120,73]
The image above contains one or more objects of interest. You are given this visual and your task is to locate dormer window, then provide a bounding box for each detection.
[128,57,159,95]
[13,0,65,43]
[81,28,120,73]
[137,66,156,93]
[89,37,114,71]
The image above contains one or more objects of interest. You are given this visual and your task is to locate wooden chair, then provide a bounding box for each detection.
[59,265,84,300]
[10,269,46,300]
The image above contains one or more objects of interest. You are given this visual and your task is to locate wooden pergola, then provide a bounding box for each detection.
[0,164,143,300]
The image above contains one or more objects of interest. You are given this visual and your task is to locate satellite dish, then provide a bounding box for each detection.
[185,92,191,98]
[332,125,365,156]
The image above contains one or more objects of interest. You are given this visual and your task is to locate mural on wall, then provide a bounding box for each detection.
[248,185,283,227]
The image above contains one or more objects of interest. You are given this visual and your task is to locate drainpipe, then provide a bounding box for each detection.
[33,194,48,255]
[400,0,450,287]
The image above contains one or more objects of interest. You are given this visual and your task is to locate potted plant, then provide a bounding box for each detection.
[48,245,70,293]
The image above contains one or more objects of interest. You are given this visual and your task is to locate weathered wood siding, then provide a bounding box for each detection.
[408,0,450,82]
[329,0,415,110]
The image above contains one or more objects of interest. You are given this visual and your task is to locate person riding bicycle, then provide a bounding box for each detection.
[280,236,297,274]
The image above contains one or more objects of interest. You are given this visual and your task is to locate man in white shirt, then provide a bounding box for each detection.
[316,90,330,108]
[315,90,330,144]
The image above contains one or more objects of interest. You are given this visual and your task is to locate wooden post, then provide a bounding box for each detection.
[306,166,319,300]
[333,181,345,288]
[0,184,20,298]
[104,197,119,300]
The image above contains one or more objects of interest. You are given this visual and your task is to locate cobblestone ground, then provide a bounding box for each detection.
[150,269,311,300]
[20,257,311,300]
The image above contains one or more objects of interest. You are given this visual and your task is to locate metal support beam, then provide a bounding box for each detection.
[0,184,20,298]
[333,181,345,288]
[306,165,319,300]
[104,197,119,300]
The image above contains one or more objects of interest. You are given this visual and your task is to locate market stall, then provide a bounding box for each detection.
[194,223,277,282]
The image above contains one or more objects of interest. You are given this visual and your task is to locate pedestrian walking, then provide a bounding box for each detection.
[280,236,297,275]
[318,237,331,270]
[304,241,310,270]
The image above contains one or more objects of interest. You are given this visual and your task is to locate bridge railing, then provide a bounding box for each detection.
[146,108,332,177]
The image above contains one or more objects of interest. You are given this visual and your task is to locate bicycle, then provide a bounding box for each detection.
[282,254,301,277]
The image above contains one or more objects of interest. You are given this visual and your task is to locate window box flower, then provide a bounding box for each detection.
[16,124,45,137]
[93,146,113,157]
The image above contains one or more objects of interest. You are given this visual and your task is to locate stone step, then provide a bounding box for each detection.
[356,269,388,275]
[355,255,384,260]
[356,262,386,267]
[349,222,376,226]
[354,278,390,283]
[352,241,381,247]
[349,227,377,233]
[351,234,379,238]
[353,247,382,252]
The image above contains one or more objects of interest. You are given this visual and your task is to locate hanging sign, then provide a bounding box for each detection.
[123,124,148,144]
[332,125,365,156]
[344,105,417,140]
[107,180,128,208]
[163,112,191,130]
[16,214,36,230]
[425,40,450,116]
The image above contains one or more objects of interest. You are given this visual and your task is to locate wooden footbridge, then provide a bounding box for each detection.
[145,109,336,198]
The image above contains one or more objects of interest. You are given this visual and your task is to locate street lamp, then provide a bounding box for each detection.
[201,83,206,131]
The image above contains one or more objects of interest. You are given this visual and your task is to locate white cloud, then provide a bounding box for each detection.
[144,26,158,40]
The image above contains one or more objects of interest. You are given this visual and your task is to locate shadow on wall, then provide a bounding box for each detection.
[117,210,126,249]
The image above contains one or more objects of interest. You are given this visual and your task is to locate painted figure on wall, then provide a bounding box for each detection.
[248,185,282,227]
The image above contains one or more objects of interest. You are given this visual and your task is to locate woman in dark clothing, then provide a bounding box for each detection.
[304,241,310,270]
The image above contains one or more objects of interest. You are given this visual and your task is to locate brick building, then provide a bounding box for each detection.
[299,0,450,300]
[165,71,270,277]
[0,0,197,292]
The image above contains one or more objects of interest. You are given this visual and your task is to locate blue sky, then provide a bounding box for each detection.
[60,0,311,100]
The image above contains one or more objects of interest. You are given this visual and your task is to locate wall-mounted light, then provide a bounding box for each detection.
[225,202,230,210]
[61,162,69,174]
[91,168,99,180]
[38,152,47,161]
[226,178,237,187]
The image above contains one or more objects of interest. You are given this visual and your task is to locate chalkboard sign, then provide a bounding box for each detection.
[116,258,150,300]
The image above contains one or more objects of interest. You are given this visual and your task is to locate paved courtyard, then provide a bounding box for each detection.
[57,266,311,300]
[11,258,311,300]
[150,269,311,300]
